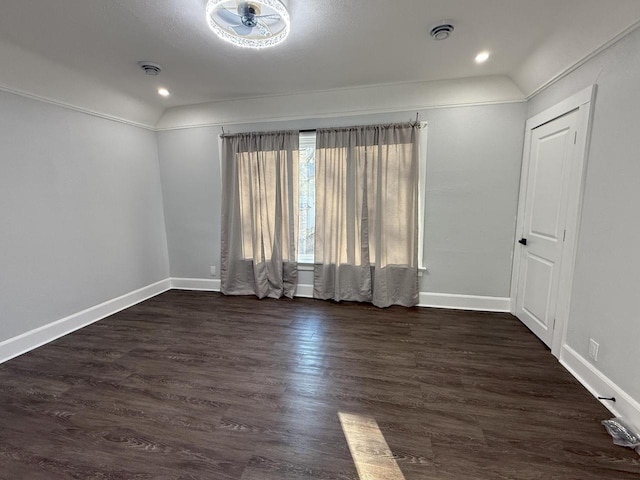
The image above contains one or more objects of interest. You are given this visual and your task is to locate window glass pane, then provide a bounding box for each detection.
[298,132,316,263]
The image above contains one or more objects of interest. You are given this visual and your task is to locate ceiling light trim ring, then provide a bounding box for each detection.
[206,0,290,49]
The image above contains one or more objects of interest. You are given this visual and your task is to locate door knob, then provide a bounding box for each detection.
[518,238,528,246]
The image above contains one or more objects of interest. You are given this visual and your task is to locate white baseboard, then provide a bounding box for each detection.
[170,278,313,298]
[0,278,171,365]
[560,344,640,430]
[169,278,511,312]
[171,277,221,291]
[418,292,511,312]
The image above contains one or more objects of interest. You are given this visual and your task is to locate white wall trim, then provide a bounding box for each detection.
[155,99,526,132]
[169,278,510,312]
[169,278,315,298]
[418,293,511,312]
[525,85,595,130]
[189,75,521,111]
[2,71,525,132]
[560,345,640,430]
[170,277,221,291]
[0,279,171,365]
[0,83,156,131]
[525,19,640,99]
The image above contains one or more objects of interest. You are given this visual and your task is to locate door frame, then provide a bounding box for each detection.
[510,85,597,358]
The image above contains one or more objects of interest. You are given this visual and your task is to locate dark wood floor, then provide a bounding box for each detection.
[0,290,638,479]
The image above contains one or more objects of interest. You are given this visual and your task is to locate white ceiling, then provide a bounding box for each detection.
[1,0,640,126]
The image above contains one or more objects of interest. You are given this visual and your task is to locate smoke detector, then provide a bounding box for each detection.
[430,22,454,41]
[138,62,162,75]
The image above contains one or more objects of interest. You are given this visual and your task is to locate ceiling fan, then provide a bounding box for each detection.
[206,0,290,49]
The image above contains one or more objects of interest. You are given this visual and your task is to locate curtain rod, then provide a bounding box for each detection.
[302,115,422,133]
[223,118,423,137]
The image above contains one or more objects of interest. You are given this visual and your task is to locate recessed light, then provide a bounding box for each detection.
[475,51,490,64]
[158,88,171,97]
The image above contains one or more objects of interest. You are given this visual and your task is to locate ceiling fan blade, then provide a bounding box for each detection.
[217,8,242,26]
[256,20,272,37]
[256,14,281,20]
[256,14,281,25]
[232,24,253,36]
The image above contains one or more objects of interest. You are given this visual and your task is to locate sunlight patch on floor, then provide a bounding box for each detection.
[338,412,407,480]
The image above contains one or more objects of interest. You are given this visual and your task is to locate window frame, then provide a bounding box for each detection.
[297,131,317,265]
[418,121,428,271]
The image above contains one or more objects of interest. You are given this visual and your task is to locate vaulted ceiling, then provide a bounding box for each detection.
[1,0,639,126]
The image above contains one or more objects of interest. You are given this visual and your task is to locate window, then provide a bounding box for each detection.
[295,125,427,267]
[297,131,316,264]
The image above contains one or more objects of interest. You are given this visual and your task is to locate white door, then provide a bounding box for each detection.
[515,110,579,348]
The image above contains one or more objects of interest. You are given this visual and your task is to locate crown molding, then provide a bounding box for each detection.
[154,99,526,132]
[0,83,156,131]
[1,80,525,133]
[525,19,640,100]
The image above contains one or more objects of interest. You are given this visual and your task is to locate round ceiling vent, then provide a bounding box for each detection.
[430,23,454,41]
[138,62,162,75]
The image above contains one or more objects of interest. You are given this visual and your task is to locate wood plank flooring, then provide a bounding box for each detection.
[0,290,638,479]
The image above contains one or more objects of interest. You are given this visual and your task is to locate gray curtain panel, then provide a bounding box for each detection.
[314,124,420,308]
[220,130,299,299]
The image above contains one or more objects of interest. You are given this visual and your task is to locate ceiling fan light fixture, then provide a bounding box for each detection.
[206,0,290,49]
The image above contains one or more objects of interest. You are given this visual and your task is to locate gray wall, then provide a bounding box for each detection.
[0,90,170,342]
[156,128,222,279]
[157,103,526,297]
[528,28,640,401]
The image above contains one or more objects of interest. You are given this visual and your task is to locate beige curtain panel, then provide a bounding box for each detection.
[314,124,420,308]
[220,131,299,299]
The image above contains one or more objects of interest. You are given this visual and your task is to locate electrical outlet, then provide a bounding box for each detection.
[210,266,217,276]
[588,339,599,361]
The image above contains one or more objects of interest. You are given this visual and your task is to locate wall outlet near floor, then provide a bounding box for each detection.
[588,339,599,361]
[210,265,217,276]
